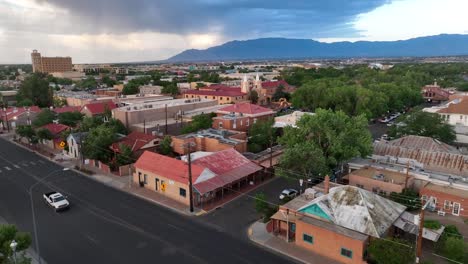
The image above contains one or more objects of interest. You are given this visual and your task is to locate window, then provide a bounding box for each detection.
[303,234,313,244]
[179,188,186,197]
[143,174,147,184]
[341,248,353,259]
[227,97,230,101]
[421,195,428,203]
[220,97,223,100]
[291,223,296,232]
[205,96,207,99]
[233,120,237,129]
[218,122,223,128]
[356,184,364,189]
[246,119,250,126]
[378,190,387,196]
[444,200,452,210]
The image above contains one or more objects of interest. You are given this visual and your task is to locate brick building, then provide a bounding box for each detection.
[420,182,467,217]
[212,103,275,132]
[171,129,247,155]
[421,82,450,103]
[345,166,414,196]
[31,50,72,73]
[80,101,117,117]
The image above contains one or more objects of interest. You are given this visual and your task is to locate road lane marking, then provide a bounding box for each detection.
[167,224,185,232]
[21,163,28,167]
[38,160,45,164]
[30,161,36,165]
[4,166,11,170]
[13,165,20,168]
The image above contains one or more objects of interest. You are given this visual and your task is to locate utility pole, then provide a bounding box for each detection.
[143,119,146,134]
[404,160,410,189]
[415,196,433,263]
[2,107,10,132]
[183,142,195,213]
[165,104,168,135]
[269,126,273,173]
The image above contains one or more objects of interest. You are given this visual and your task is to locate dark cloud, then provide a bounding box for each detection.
[34,0,391,38]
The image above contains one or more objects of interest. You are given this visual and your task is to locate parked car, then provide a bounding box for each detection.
[43,191,70,211]
[279,189,299,200]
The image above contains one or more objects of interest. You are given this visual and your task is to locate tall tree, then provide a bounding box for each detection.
[33,109,55,127]
[0,224,32,264]
[17,73,53,107]
[181,113,215,134]
[58,111,84,127]
[159,136,172,156]
[367,238,415,264]
[82,126,116,162]
[248,90,259,104]
[115,144,134,166]
[248,119,276,153]
[388,110,456,144]
[161,82,180,96]
[16,125,36,144]
[279,109,372,174]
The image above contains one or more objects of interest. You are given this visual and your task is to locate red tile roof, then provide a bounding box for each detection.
[3,106,41,120]
[437,98,468,115]
[217,103,274,115]
[192,149,262,194]
[40,123,70,135]
[53,106,81,114]
[81,101,116,115]
[135,151,205,185]
[110,131,158,153]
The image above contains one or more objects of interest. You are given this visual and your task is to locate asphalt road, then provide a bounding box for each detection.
[0,137,294,264]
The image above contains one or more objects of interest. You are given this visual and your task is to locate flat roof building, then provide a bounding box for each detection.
[31,50,72,73]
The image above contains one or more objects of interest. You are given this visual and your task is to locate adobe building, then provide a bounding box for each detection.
[212,103,275,132]
[240,74,295,105]
[171,128,247,155]
[183,84,248,105]
[421,82,450,103]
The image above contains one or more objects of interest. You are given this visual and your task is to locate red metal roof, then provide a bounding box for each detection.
[192,149,262,194]
[437,97,468,115]
[110,131,158,153]
[3,106,41,120]
[135,151,205,185]
[40,123,70,135]
[81,101,116,115]
[261,80,290,88]
[53,106,81,114]
[184,86,245,97]
[217,103,274,115]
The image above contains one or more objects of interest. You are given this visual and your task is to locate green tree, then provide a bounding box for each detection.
[389,189,420,211]
[79,116,104,132]
[104,118,128,135]
[122,82,139,95]
[32,109,55,127]
[388,110,456,144]
[161,82,180,96]
[248,90,259,104]
[272,84,290,101]
[82,126,116,162]
[16,125,36,144]
[16,99,33,107]
[0,224,32,264]
[248,119,276,153]
[438,237,468,263]
[101,75,116,87]
[181,113,215,134]
[279,109,372,171]
[76,76,97,90]
[115,144,134,166]
[196,82,205,89]
[36,128,53,142]
[58,111,84,127]
[17,73,53,107]
[367,238,414,264]
[159,136,172,155]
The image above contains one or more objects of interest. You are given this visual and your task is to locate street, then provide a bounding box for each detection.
[0,137,294,264]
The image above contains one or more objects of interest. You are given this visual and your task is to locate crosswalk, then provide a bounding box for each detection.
[0,160,49,174]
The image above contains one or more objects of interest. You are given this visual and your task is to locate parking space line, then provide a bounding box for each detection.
[21,163,28,167]
[38,160,45,164]
[4,166,11,171]
[30,161,36,165]
[13,165,20,169]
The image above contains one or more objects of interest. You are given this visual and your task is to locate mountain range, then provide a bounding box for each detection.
[167,34,468,62]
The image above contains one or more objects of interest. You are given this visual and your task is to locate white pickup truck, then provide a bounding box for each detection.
[43,191,70,211]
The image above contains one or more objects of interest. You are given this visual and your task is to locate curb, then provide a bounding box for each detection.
[247,222,307,264]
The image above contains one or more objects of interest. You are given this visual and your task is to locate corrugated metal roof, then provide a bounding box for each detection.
[298,186,406,238]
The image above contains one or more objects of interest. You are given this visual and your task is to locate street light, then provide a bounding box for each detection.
[29,167,70,264]
[10,239,17,264]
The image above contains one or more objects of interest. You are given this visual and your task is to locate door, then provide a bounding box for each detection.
[452,202,460,216]
[155,178,159,191]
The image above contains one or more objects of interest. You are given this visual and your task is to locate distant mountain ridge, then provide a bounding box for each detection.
[167,34,468,62]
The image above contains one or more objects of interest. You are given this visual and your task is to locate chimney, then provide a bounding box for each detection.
[324,175,330,194]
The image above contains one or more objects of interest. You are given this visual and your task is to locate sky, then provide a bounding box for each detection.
[0,0,467,64]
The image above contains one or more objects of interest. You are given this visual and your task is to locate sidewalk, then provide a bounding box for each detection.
[0,216,47,264]
[248,221,340,264]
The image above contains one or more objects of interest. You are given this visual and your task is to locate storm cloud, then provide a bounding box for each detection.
[32,0,391,38]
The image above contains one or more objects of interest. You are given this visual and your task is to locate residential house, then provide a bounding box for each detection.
[133,148,262,209]
[1,106,41,130]
[183,85,247,105]
[420,182,467,218]
[66,132,87,159]
[52,106,82,114]
[110,131,160,159]
[0,90,18,106]
[344,166,414,196]
[273,111,314,128]
[212,103,275,132]
[171,128,247,155]
[80,101,117,117]
[433,97,468,144]
[269,178,406,264]
[373,135,468,176]
[39,123,70,149]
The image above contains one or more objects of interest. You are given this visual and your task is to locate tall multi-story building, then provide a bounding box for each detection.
[31,50,73,73]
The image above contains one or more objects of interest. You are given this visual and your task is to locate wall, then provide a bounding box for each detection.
[420,188,467,217]
[212,115,273,132]
[171,135,247,155]
[184,93,247,105]
[348,174,411,195]
[295,219,367,264]
[133,168,190,205]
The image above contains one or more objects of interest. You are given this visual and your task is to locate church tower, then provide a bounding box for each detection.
[254,73,262,90]
[241,74,250,94]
